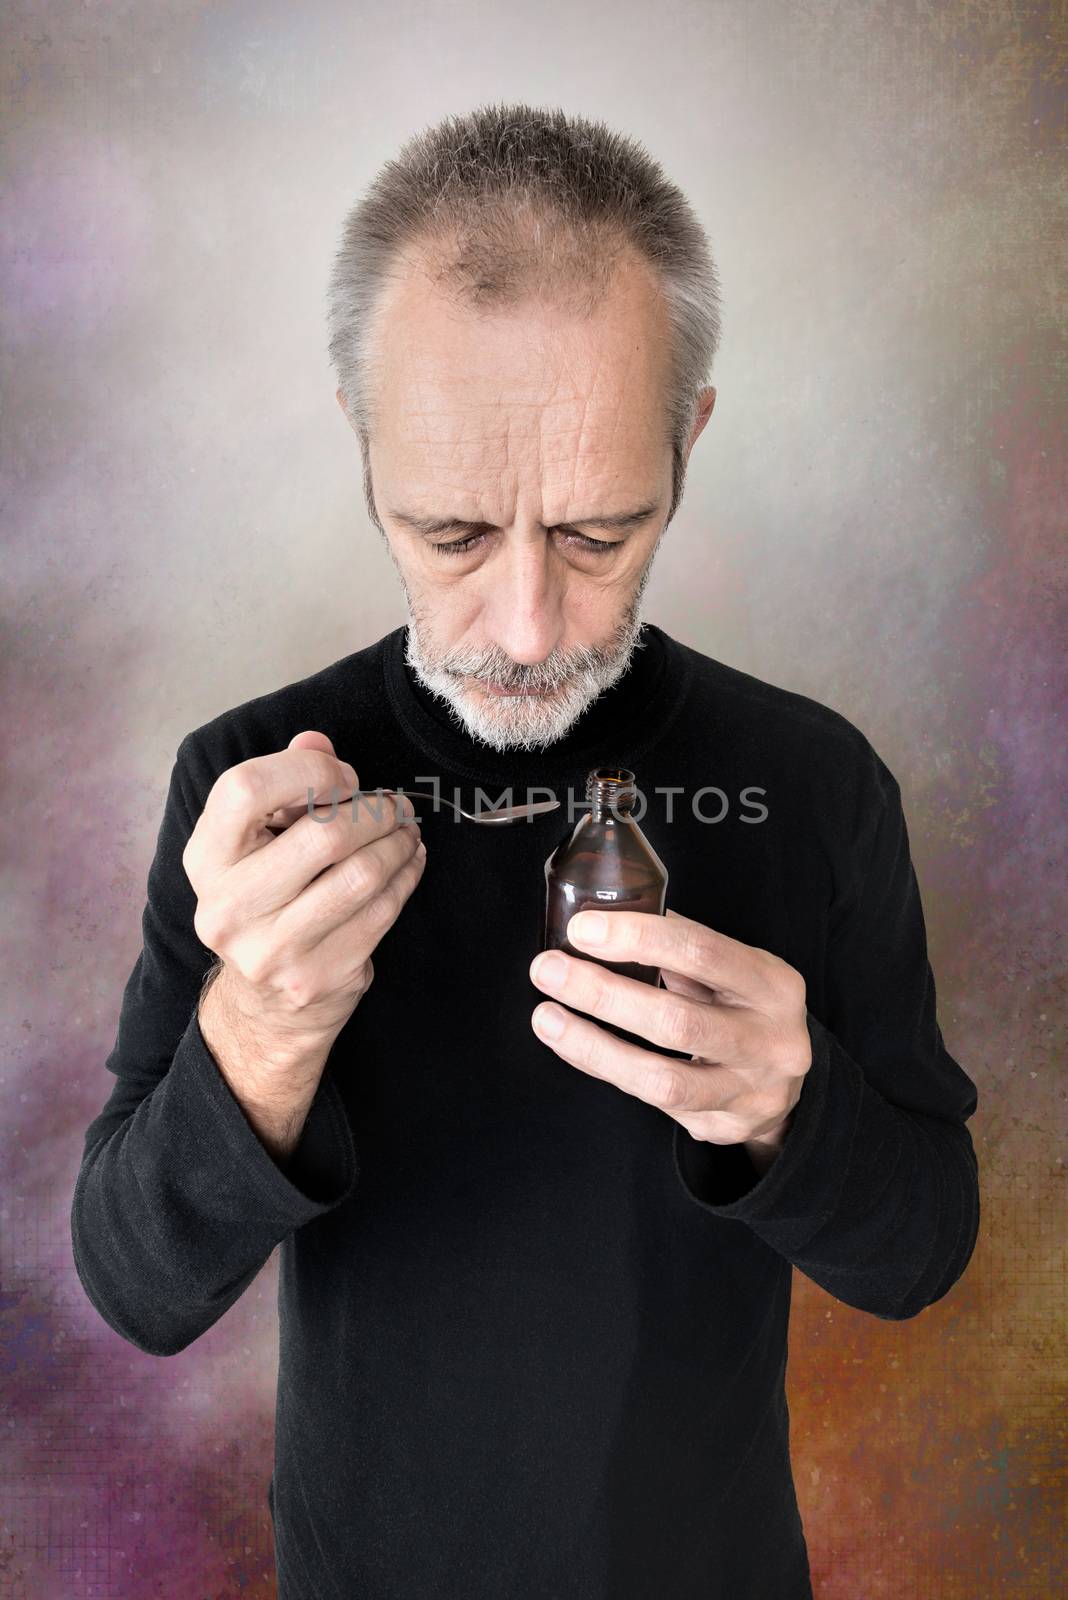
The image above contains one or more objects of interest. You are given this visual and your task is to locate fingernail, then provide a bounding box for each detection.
[341,763,357,786]
[570,911,607,944]
[534,1005,565,1039]
[532,951,567,988]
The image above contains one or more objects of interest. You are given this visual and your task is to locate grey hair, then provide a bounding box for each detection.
[325,102,723,533]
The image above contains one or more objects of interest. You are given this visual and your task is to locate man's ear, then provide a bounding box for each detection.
[336,387,348,418]
[687,387,717,457]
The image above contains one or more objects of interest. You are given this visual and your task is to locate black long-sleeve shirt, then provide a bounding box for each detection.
[70,622,980,1599]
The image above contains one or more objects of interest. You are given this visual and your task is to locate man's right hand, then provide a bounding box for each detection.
[183,730,426,1075]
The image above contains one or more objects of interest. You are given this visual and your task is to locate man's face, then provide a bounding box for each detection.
[340,246,714,752]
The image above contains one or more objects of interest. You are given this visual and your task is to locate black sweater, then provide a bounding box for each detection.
[70,622,980,1600]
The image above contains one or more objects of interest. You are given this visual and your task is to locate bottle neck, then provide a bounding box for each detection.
[587,769,637,823]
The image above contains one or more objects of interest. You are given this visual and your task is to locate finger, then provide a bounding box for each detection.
[190,748,361,876]
[660,967,719,1005]
[530,949,740,1062]
[273,819,425,946]
[230,789,419,918]
[661,916,719,1002]
[264,835,428,1001]
[530,1001,708,1116]
[565,909,777,1005]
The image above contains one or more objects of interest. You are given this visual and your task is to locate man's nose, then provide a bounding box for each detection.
[481,534,565,663]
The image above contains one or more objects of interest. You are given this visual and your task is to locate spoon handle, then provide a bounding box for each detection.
[380,787,465,818]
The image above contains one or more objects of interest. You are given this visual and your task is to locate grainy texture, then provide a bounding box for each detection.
[1,0,1063,1595]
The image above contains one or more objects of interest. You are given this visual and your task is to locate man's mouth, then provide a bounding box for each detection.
[479,681,556,697]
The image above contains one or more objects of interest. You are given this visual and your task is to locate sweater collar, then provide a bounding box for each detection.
[381,620,690,790]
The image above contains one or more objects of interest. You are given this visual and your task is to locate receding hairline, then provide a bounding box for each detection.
[370,222,660,334]
[361,231,674,432]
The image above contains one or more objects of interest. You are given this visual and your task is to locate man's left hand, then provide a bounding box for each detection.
[529,908,812,1173]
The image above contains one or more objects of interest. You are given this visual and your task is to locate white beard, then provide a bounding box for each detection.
[401,582,655,755]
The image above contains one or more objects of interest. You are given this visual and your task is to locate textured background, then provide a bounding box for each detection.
[2,1,1065,1595]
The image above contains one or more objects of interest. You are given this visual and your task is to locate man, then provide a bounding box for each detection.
[71,104,980,1599]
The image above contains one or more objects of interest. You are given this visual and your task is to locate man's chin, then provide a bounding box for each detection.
[449,678,588,752]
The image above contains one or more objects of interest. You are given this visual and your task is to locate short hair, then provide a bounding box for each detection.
[326,102,723,532]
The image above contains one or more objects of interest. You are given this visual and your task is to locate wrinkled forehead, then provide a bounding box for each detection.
[366,246,673,497]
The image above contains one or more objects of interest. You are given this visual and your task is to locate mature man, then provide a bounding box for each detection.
[71,104,980,1599]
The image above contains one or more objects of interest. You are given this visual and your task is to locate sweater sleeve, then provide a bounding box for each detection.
[70,735,359,1357]
[672,741,980,1322]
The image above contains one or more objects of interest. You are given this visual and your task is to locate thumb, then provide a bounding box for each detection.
[286,728,357,787]
[288,729,339,758]
[262,732,354,836]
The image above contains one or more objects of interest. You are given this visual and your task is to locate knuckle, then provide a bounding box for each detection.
[395,820,422,861]
[214,764,263,816]
[775,960,807,1010]
[302,806,352,864]
[756,948,804,1008]
[582,1027,613,1075]
[683,924,718,976]
[705,1110,746,1144]
[370,874,404,929]
[339,848,380,903]
[663,998,702,1053]
[386,867,413,912]
[767,953,799,992]
[629,914,658,960]
[651,1066,691,1111]
[583,966,611,1015]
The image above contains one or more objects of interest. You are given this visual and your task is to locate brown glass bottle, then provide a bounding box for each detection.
[543,769,668,1045]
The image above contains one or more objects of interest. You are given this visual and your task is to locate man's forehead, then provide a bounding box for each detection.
[381,400,651,460]
[371,255,672,417]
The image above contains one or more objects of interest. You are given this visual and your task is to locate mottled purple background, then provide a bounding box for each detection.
[2,2,1065,1596]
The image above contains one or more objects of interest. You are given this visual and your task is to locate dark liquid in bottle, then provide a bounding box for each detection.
[542,771,669,1050]
[544,849,665,987]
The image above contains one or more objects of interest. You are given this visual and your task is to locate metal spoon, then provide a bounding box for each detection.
[267,786,561,834]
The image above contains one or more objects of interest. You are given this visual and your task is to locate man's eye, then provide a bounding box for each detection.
[431,530,622,557]
[432,532,489,556]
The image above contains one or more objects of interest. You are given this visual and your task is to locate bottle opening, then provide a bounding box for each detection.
[586,767,637,815]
